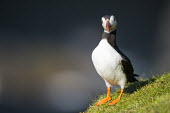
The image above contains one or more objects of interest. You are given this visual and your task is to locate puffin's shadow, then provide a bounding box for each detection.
[124,78,156,94]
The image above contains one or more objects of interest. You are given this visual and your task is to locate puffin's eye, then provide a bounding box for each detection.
[114,17,116,21]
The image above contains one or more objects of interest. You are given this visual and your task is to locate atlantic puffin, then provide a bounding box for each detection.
[92,15,138,106]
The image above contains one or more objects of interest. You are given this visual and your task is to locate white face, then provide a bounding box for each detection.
[101,15,117,33]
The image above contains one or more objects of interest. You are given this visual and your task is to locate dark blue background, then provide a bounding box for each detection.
[0,0,169,113]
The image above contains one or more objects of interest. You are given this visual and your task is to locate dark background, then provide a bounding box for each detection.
[0,0,170,113]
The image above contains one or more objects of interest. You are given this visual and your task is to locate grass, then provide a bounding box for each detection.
[85,73,170,113]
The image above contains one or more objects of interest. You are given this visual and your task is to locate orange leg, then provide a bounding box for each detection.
[109,89,123,105]
[96,87,112,106]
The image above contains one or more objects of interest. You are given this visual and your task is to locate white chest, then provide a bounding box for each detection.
[92,39,126,86]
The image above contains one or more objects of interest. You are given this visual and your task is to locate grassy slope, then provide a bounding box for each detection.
[85,73,170,113]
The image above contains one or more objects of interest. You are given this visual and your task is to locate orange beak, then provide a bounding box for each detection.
[105,19,111,32]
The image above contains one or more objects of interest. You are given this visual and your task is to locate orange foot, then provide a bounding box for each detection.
[108,98,120,105]
[96,97,111,106]
[109,89,123,105]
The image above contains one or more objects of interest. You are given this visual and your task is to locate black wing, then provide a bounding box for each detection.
[107,33,138,82]
[121,58,134,76]
[120,53,138,83]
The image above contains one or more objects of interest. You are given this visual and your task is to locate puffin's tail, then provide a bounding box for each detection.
[128,74,139,83]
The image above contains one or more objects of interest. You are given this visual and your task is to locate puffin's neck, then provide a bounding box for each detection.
[102,30,117,48]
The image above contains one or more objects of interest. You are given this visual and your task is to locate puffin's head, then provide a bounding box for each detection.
[101,15,117,33]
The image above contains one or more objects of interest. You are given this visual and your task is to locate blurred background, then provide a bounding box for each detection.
[0,0,170,113]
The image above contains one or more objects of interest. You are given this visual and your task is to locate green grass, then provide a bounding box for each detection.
[85,73,170,113]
